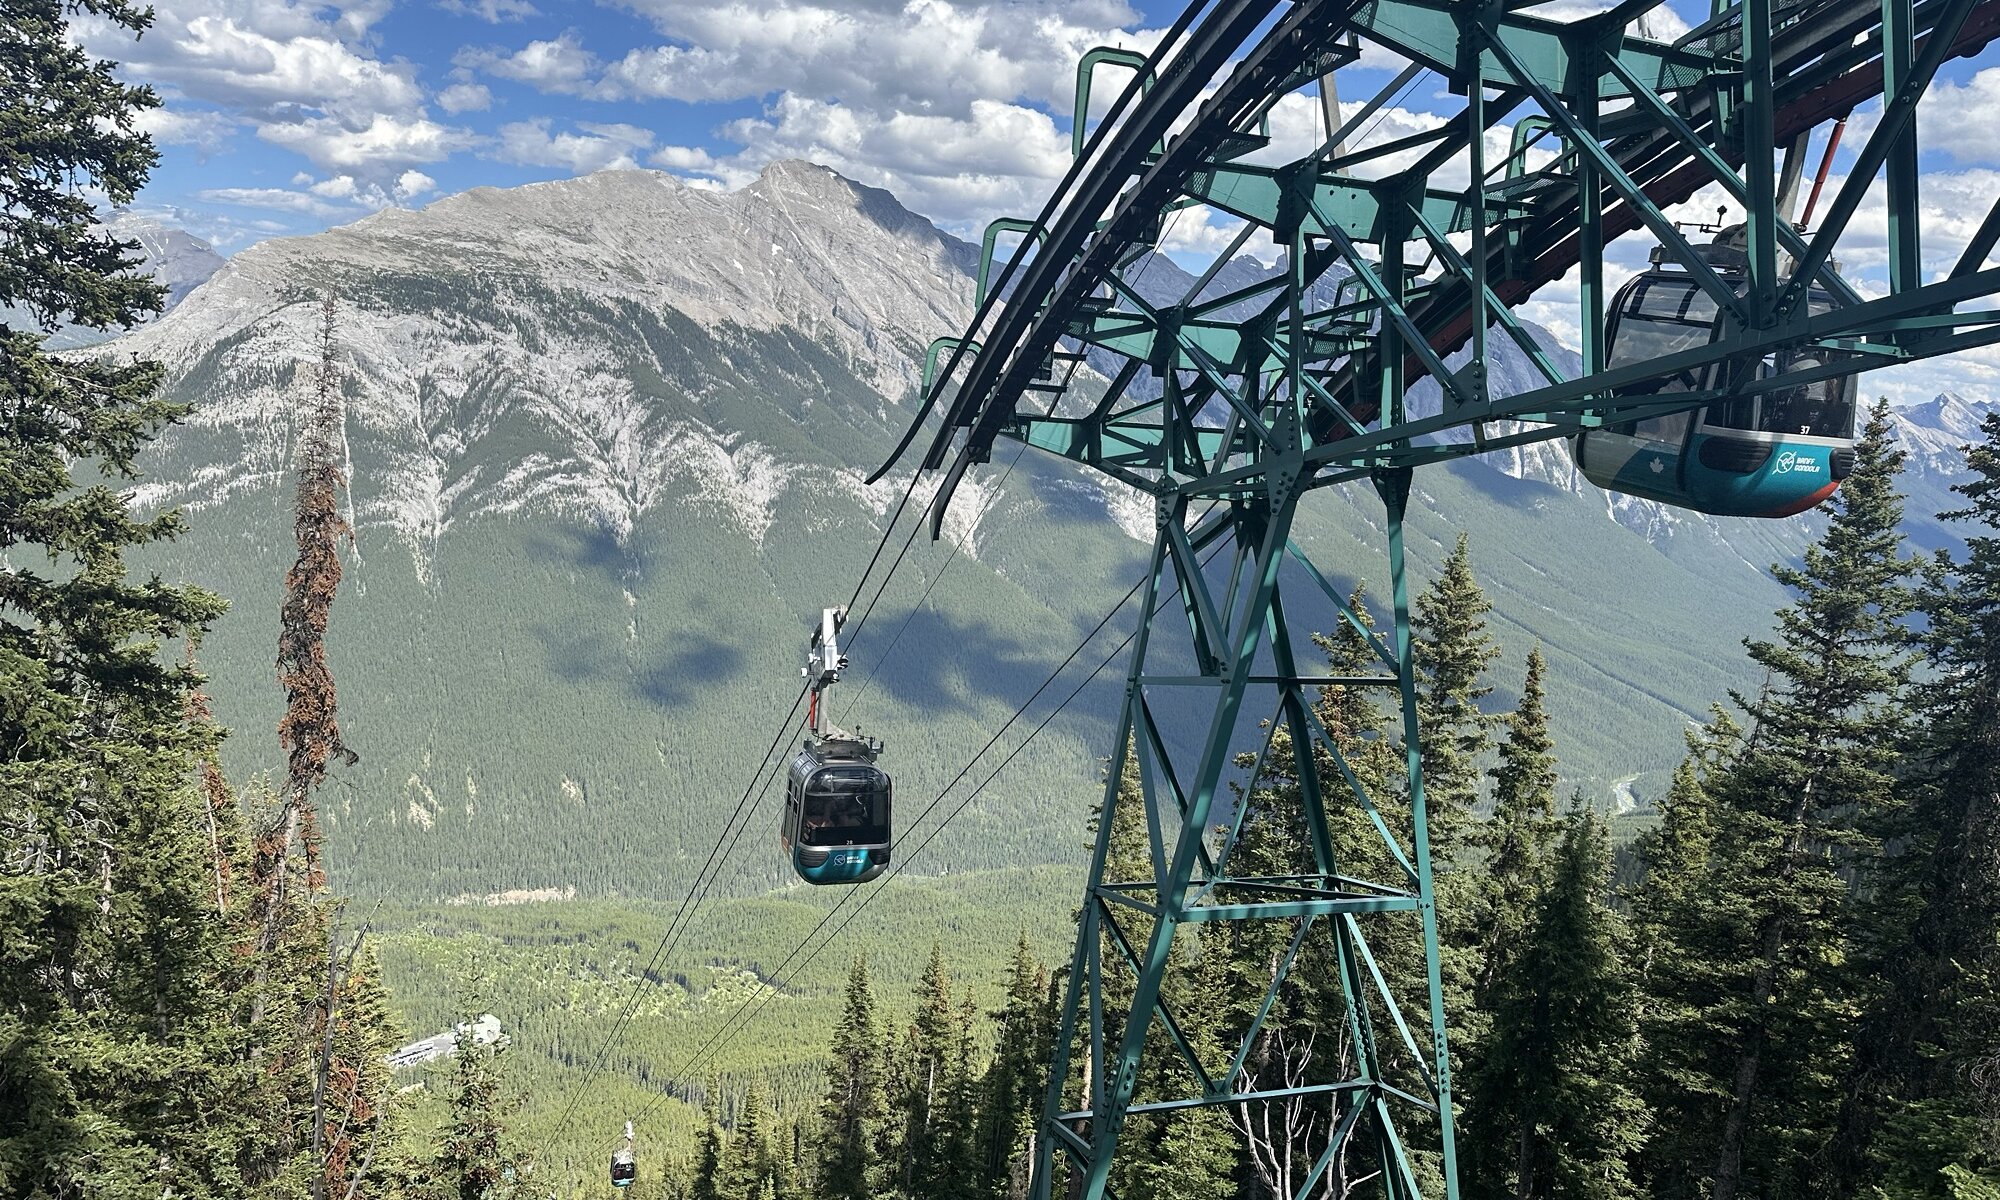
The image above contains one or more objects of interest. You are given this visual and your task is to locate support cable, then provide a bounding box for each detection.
[631,515,1226,1131]
[531,423,959,1158]
[534,682,809,1151]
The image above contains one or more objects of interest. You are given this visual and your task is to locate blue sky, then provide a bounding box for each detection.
[99,0,1194,248]
[101,0,2000,248]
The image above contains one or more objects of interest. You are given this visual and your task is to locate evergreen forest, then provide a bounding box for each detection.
[5,7,1999,1200]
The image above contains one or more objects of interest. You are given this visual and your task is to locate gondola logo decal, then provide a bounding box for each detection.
[1774,450,1797,473]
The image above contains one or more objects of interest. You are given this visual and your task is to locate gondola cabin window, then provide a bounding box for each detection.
[799,766,890,847]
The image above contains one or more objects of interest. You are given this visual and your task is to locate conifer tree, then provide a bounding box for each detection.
[1471,646,1561,1003]
[0,2,250,1195]
[692,1085,726,1200]
[1125,945,1239,1200]
[721,1082,774,1200]
[1408,535,1502,1160]
[977,935,1052,1198]
[1459,813,1645,1200]
[1834,409,2000,1196]
[1623,711,1740,1195]
[1219,588,1420,1197]
[319,942,403,1200]
[1095,746,1174,1200]
[1412,532,1502,861]
[437,1026,518,1200]
[939,990,984,1197]
[1634,401,1914,1200]
[820,956,883,1200]
[894,943,963,1200]
[1627,711,1739,980]
[255,292,357,992]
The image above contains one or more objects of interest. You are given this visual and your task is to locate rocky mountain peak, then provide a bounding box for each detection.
[1891,392,1999,480]
[102,211,224,307]
[12,211,224,349]
[1901,391,1994,437]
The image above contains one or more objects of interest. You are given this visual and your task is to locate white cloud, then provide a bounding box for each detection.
[437,81,492,113]
[438,0,538,21]
[496,119,656,173]
[1812,167,2000,278]
[258,112,478,172]
[198,185,354,217]
[1159,209,1276,262]
[236,168,437,214]
[650,145,719,171]
[396,169,437,200]
[79,2,478,186]
[1905,69,2000,165]
[1508,0,1692,38]
[457,33,599,94]
[692,94,1071,230]
[115,12,425,120]
[135,105,239,153]
[469,0,1161,117]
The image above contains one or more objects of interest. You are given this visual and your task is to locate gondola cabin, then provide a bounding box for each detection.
[610,1149,635,1190]
[782,737,892,885]
[1571,237,1858,517]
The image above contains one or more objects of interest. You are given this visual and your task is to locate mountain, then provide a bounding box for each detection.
[21,212,225,349]
[106,211,226,309]
[102,161,1993,900]
[118,164,1151,900]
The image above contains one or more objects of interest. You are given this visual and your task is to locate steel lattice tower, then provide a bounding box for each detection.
[877,0,2000,1193]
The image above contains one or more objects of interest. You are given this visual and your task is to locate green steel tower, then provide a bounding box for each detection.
[877,0,2000,1194]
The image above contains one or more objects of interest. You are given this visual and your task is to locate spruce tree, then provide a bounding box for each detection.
[1634,401,1914,1200]
[320,942,403,1200]
[1220,588,1420,1197]
[1833,409,2000,1196]
[1412,532,1502,861]
[1459,813,1644,1200]
[436,1027,517,1200]
[820,956,883,1200]
[721,1082,774,1200]
[1620,709,1737,1195]
[1471,646,1561,1004]
[258,291,358,964]
[0,2,251,1195]
[939,990,984,1197]
[1408,535,1502,1181]
[977,935,1051,1198]
[692,1084,726,1200]
[1125,945,1239,1200]
[894,943,962,1200]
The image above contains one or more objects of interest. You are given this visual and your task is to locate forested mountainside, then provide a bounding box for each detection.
[109,163,1994,900]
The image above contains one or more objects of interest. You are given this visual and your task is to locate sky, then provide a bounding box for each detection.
[97,0,1187,247]
[85,0,2000,400]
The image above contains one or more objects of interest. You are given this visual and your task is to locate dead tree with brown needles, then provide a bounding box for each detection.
[253,291,360,1006]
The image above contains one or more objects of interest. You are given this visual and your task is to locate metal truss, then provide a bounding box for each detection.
[877,0,2000,1193]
